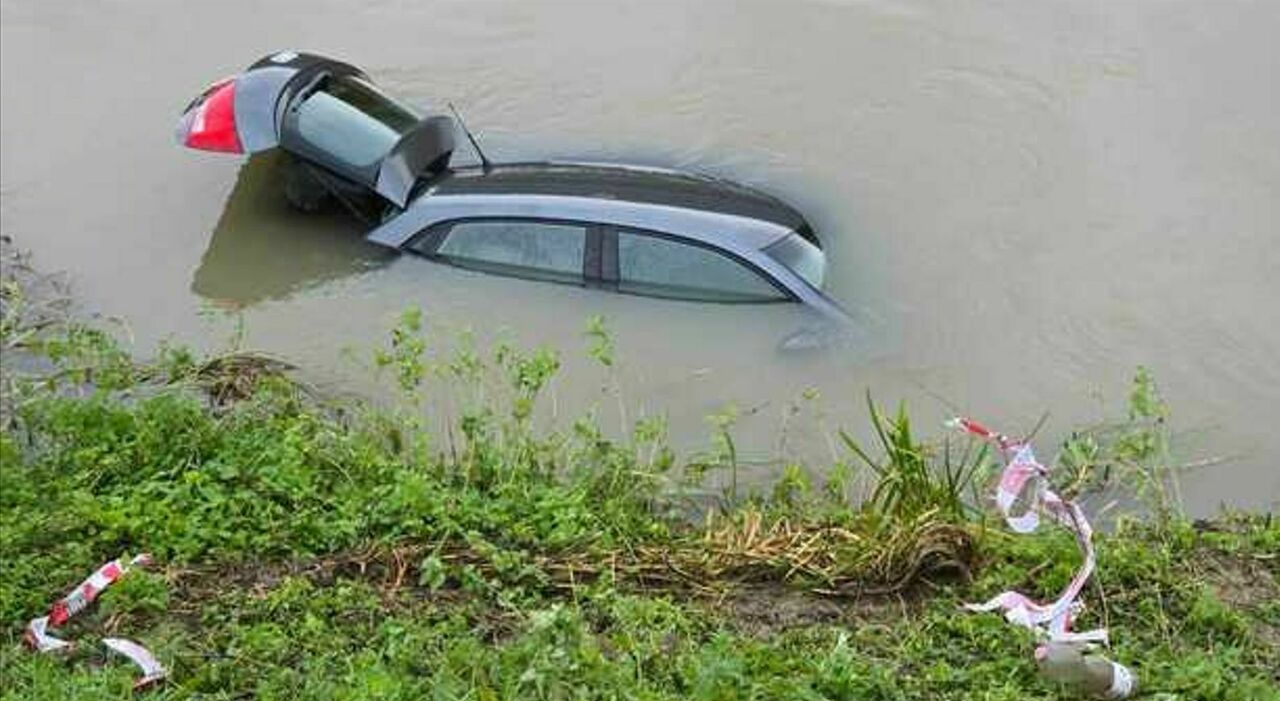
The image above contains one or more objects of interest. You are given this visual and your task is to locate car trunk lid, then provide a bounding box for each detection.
[176,51,455,207]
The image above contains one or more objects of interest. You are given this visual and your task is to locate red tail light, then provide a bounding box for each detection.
[177,78,243,153]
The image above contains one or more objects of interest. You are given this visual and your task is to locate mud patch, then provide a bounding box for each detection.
[164,542,932,639]
[711,582,914,637]
[1199,548,1280,652]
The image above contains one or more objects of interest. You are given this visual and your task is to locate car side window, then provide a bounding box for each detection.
[616,231,788,303]
[433,220,587,284]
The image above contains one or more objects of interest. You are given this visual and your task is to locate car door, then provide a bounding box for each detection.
[407,218,595,286]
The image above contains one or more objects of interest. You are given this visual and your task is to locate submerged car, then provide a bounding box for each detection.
[177,51,848,322]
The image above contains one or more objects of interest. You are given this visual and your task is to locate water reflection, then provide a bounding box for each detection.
[191,152,393,307]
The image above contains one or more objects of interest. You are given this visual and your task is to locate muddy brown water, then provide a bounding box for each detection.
[3,1,1278,514]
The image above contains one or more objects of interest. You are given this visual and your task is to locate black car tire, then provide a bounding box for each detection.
[282,156,333,213]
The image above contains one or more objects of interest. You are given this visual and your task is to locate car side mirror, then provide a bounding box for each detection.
[778,325,825,353]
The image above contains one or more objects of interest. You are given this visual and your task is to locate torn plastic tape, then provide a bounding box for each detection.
[22,553,166,690]
[48,554,151,625]
[23,615,71,652]
[949,418,1104,642]
[103,638,167,690]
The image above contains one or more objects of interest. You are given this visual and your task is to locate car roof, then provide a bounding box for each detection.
[429,162,807,230]
[366,162,807,254]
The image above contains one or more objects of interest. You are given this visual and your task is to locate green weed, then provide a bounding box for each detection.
[1057,366,1187,527]
[839,392,989,524]
[0,284,1274,699]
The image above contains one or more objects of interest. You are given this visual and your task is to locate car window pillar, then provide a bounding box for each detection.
[583,224,604,285]
[600,225,619,289]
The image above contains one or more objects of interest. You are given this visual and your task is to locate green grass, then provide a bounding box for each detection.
[0,287,1276,699]
[1,520,1275,700]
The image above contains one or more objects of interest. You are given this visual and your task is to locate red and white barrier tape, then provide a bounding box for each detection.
[103,638,167,690]
[22,553,166,690]
[948,417,1107,644]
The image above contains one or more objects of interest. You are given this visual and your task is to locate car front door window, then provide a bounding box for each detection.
[434,220,587,284]
[616,231,788,303]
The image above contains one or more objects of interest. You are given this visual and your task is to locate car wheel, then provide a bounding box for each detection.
[282,157,332,213]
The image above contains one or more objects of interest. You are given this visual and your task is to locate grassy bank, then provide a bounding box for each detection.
[1,260,1276,699]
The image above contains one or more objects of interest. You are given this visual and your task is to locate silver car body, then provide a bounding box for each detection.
[365,163,849,322]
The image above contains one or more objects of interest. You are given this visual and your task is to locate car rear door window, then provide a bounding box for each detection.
[293,75,419,169]
[616,231,788,303]
[435,220,587,284]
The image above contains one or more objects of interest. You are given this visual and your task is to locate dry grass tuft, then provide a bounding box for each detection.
[187,351,302,405]
[693,508,974,594]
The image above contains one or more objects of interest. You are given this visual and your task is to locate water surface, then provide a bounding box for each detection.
[3,0,1277,513]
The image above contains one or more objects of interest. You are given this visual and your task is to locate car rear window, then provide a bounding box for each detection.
[294,75,419,169]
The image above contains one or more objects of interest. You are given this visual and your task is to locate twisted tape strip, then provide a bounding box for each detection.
[950,418,1105,643]
[22,553,166,689]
